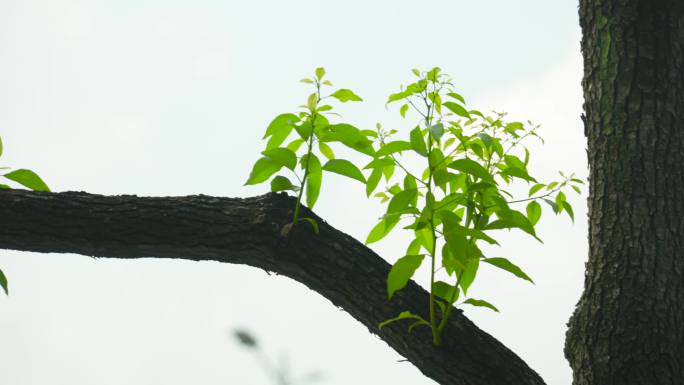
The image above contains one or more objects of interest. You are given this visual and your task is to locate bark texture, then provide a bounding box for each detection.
[566,1,684,384]
[0,189,546,385]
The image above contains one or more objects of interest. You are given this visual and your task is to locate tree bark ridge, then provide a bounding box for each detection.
[566,1,684,384]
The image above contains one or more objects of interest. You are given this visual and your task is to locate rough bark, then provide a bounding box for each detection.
[566,1,684,384]
[0,189,546,385]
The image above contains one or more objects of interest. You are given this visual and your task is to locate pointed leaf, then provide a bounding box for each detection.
[432,281,459,304]
[245,157,282,185]
[298,217,319,234]
[322,159,365,183]
[318,142,335,160]
[366,168,383,197]
[262,148,297,170]
[447,159,494,182]
[366,218,398,244]
[526,201,542,225]
[483,257,534,283]
[330,89,363,102]
[270,175,297,192]
[463,298,499,312]
[387,255,425,299]
[303,154,322,208]
[3,169,50,191]
[378,311,429,330]
[443,101,470,118]
[459,257,479,295]
[376,141,412,157]
[528,183,545,197]
[409,127,428,157]
[0,268,7,295]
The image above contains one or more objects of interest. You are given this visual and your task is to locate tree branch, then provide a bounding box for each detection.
[0,189,545,385]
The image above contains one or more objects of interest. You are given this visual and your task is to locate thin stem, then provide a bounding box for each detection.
[292,81,322,224]
[389,154,428,187]
[422,91,441,346]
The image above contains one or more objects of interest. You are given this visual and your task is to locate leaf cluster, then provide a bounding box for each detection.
[246,68,582,346]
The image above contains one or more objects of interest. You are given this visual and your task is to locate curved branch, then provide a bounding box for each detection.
[0,189,545,385]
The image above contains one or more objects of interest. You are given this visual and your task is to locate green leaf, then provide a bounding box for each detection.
[501,166,537,182]
[543,198,560,213]
[483,257,534,283]
[486,210,539,241]
[300,78,314,84]
[303,154,322,208]
[400,104,409,118]
[526,201,542,225]
[446,92,466,104]
[432,281,459,304]
[330,89,363,102]
[0,268,7,295]
[0,184,10,189]
[0,136,3,158]
[460,258,479,295]
[429,123,444,141]
[376,141,412,157]
[263,113,299,139]
[315,67,325,80]
[387,189,417,215]
[387,90,410,104]
[528,183,545,197]
[415,226,435,255]
[409,127,428,157]
[322,159,366,183]
[387,254,425,299]
[298,217,319,234]
[245,157,282,185]
[447,159,494,182]
[286,138,305,152]
[366,168,383,197]
[561,201,575,222]
[307,93,318,111]
[426,67,441,82]
[463,298,499,312]
[366,218,398,244]
[3,169,50,192]
[378,310,429,330]
[318,142,335,160]
[443,102,470,118]
[270,175,297,192]
[411,68,421,76]
[262,147,297,170]
[319,124,375,156]
[363,157,394,170]
[264,113,299,149]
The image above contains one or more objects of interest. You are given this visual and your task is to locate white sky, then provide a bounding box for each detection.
[0,1,586,384]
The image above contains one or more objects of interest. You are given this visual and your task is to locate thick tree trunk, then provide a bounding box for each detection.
[566,1,684,384]
[0,189,545,385]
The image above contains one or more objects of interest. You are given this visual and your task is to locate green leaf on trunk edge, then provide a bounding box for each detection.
[3,169,50,192]
[378,311,429,330]
[298,217,319,234]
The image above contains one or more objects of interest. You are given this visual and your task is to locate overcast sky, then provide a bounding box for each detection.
[0,1,586,384]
